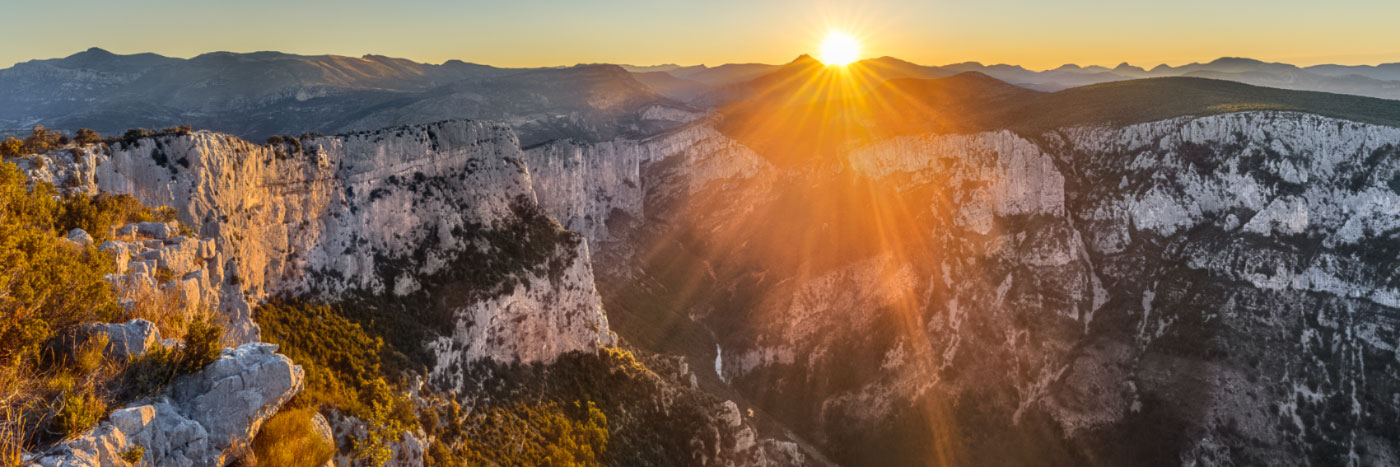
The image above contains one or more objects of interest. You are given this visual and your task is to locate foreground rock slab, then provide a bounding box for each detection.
[34,343,303,467]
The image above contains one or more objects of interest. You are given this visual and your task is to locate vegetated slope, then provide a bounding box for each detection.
[705,59,986,166]
[934,56,1400,98]
[699,55,953,107]
[668,63,783,87]
[874,75,1400,135]
[335,64,679,146]
[865,72,1042,134]
[632,70,714,103]
[1005,77,1400,131]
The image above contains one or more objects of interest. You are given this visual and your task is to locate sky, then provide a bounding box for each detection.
[3,0,1398,69]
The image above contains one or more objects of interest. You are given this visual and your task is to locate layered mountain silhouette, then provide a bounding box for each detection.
[3,47,1398,145]
[0,47,682,145]
[706,56,1400,166]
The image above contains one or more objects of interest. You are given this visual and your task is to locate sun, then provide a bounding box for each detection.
[818,31,861,66]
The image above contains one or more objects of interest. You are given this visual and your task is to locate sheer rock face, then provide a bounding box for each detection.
[30,120,615,365]
[35,343,302,467]
[592,111,1400,466]
[523,123,769,245]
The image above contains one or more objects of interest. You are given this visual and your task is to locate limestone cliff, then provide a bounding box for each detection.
[30,120,616,365]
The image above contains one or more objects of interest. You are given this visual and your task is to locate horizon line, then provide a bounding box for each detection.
[7,46,1400,73]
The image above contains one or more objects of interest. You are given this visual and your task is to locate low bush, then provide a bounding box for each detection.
[72,129,101,146]
[0,137,22,158]
[252,407,335,467]
[105,125,193,150]
[54,385,106,438]
[57,192,176,243]
[21,125,65,155]
[120,316,223,398]
[119,445,144,464]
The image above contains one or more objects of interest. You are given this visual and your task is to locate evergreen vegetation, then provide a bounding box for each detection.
[0,159,220,457]
[254,298,415,465]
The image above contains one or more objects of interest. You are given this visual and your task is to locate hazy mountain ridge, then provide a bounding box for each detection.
[5,48,1397,147]
[650,55,1400,105]
[0,48,691,146]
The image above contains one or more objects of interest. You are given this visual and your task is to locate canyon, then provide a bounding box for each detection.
[7,49,1400,466]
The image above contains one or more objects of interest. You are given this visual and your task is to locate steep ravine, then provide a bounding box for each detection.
[572,111,1400,466]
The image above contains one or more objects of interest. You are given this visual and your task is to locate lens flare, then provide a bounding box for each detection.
[818,31,861,66]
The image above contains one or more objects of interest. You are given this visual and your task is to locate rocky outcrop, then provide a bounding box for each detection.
[34,343,303,467]
[25,120,616,365]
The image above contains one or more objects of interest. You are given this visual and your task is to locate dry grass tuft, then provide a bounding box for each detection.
[252,408,335,467]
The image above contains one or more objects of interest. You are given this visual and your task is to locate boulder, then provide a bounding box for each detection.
[82,319,161,361]
[66,228,94,246]
[97,241,132,273]
[135,222,174,239]
[36,343,304,467]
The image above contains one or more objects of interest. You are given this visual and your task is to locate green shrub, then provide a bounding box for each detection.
[179,317,223,373]
[22,125,64,155]
[120,317,223,398]
[153,267,174,284]
[119,445,144,464]
[54,386,106,438]
[0,162,121,362]
[0,137,21,158]
[253,408,334,467]
[73,129,102,146]
[56,192,173,243]
[122,346,181,397]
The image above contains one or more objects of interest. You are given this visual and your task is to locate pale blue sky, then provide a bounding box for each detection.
[3,0,1396,69]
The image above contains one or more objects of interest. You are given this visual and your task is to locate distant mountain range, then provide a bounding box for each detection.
[0,47,683,145]
[703,55,1400,166]
[2,48,1398,144]
[639,55,1400,101]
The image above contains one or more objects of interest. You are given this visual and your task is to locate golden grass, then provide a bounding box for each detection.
[252,408,336,467]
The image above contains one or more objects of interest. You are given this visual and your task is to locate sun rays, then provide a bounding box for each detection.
[819,31,862,66]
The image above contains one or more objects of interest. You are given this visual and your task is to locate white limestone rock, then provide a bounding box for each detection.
[81,319,160,361]
[35,343,303,467]
[66,228,94,246]
[31,120,617,363]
